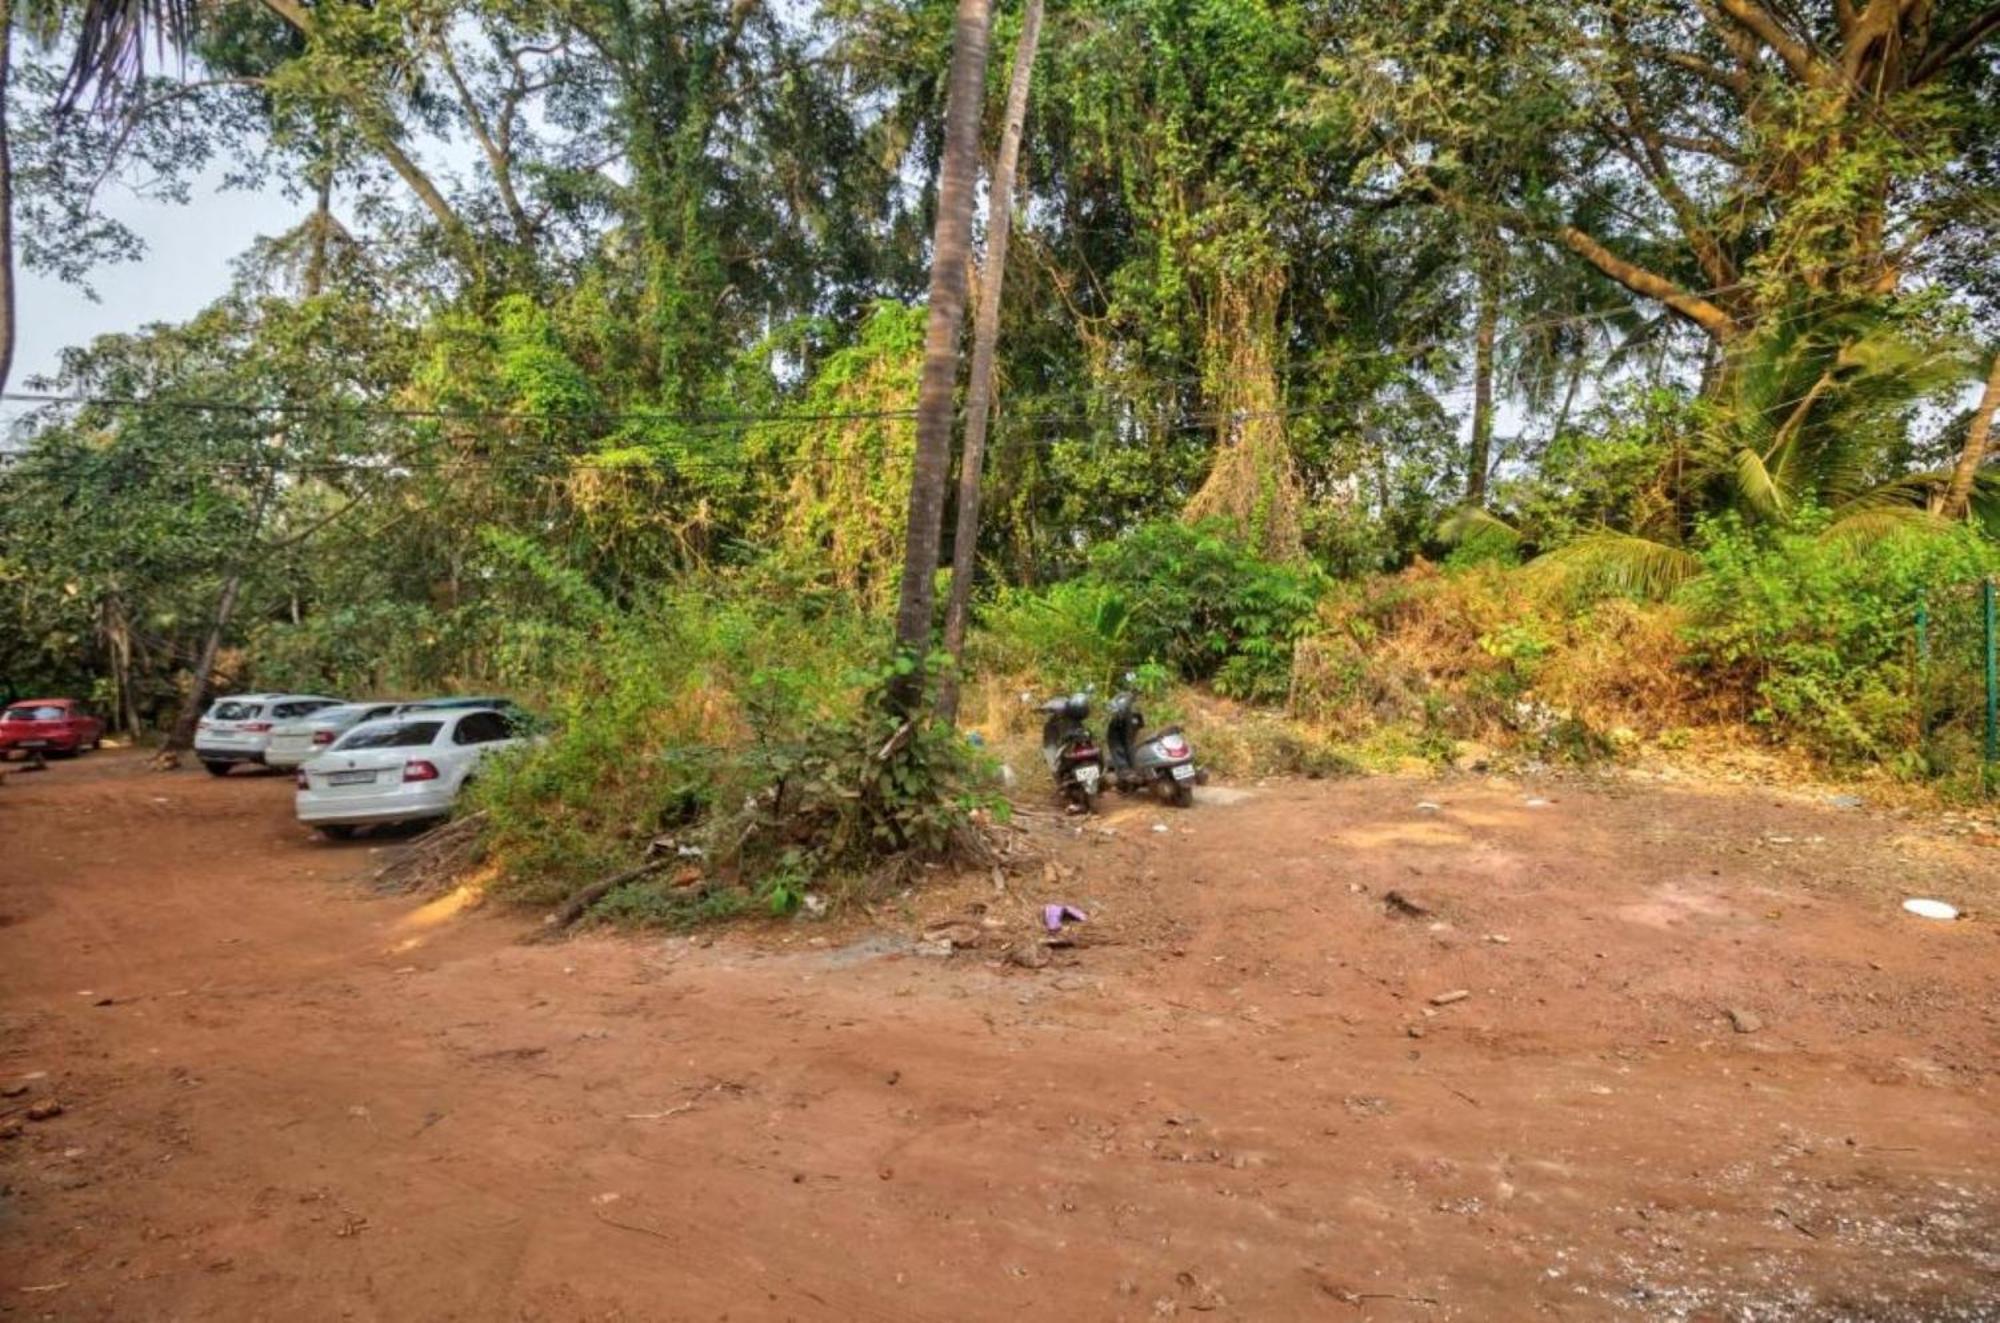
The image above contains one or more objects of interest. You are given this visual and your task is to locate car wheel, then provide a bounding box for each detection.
[317,824,358,840]
[202,760,233,777]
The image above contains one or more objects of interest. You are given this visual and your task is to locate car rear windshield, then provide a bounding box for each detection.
[333,721,442,751]
[309,705,369,723]
[212,701,262,721]
[3,705,66,721]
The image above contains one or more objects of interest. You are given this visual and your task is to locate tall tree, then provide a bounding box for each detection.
[1325,0,2000,351]
[1465,251,1500,504]
[939,0,1043,722]
[888,0,992,715]
[0,0,15,396]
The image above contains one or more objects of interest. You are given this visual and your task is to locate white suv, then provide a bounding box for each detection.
[195,693,344,775]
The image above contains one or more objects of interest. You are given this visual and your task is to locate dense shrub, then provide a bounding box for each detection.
[1291,561,1687,761]
[976,520,1325,701]
[1680,516,2000,769]
[1293,519,1999,778]
[464,576,999,923]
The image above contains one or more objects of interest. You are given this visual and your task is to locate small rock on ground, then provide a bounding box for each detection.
[1727,1008,1763,1034]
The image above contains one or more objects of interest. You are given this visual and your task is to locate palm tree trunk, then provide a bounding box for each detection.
[937,0,1043,724]
[1939,351,2000,521]
[888,0,993,715]
[0,2,17,398]
[1466,260,1500,504]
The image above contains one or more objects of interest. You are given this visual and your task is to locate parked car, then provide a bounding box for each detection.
[194,693,343,775]
[0,698,104,758]
[294,708,522,838]
[265,701,410,770]
[402,696,539,733]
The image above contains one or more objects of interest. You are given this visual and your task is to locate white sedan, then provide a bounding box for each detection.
[266,700,411,770]
[295,708,521,839]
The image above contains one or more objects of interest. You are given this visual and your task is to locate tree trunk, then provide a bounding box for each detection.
[256,0,480,274]
[1184,268,1303,560]
[937,0,1043,724]
[1938,351,2000,521]
[103,596,138,735]
[887,0,993,715]
[161,571,244,756]
[0,1,17,398]
[158,460,283,761]
[304,163,332,298]
[1466,259,1500,504]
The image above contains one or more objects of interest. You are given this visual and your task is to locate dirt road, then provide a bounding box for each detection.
[3,751,1997,1320]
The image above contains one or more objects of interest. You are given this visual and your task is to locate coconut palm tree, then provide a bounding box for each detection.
[1460,306,1995,598]
[889,0,991,715]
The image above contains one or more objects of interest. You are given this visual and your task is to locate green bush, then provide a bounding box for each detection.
[1680,515,2000,767]
[975,579,1133,688]
[467,577,883,902]
[977,520,1326,702]
[465,579,1000,923]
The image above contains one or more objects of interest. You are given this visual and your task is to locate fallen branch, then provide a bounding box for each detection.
[1774,1206,1819,1239]
[541,857,676,934]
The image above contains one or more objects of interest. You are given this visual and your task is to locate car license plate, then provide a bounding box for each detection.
[328,770,376,786]
[1171,764,1196,780]
[19,739,48,749]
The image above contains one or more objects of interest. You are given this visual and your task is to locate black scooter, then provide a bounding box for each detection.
[1105,685,1202,807]
[1038,690,1104,812]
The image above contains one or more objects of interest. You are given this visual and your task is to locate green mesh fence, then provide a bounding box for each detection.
[1917,578,2000,794]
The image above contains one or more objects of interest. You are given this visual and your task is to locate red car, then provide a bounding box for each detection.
[0,698,105,758]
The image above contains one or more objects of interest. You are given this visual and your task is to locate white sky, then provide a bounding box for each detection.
[15,165,303,391]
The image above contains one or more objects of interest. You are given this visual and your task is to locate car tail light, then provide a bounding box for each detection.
[295,769,310,789]
[312,730,334,745]
[403,760,440,782]
[242,721,273,733]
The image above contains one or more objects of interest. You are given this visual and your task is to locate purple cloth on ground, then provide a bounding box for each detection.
[1042,904,1088,932]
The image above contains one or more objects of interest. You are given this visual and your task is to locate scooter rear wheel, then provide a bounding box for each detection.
[1167,779,1194,808]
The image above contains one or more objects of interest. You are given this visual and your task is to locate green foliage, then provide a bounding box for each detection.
[461,577,998,924]
[716,663,1005,904]
[1086,521,1326,700]
[1680,516,2000,767]
[975,520,1325,701]
[747,301,924,603]
[466,576,880,900]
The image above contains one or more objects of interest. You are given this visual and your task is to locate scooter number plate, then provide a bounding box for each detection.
[1076,767,1100,789]
[1171,764,1196,781]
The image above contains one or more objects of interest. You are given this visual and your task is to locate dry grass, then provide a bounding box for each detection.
[1289,562,1712,756]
